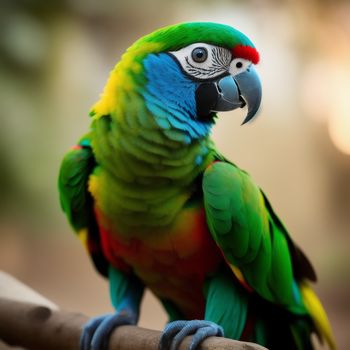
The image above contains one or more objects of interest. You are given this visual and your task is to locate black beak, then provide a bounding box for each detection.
[195,66,262,124]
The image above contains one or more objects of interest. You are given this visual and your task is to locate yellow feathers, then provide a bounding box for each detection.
[229,264,253,292]
[300,281,337,350]
[77,228,88,251]
[91,42,163,118]
[230,265,245,284]
[88,174,99,198]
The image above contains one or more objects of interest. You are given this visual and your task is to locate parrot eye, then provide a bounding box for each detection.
[169,43,232,81]
[191,47,208,63]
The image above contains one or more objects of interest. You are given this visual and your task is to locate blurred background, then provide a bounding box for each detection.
[0,0,349,348]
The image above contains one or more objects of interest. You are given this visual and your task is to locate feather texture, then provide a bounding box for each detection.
[203,160,336,348]
[58,22,336,350]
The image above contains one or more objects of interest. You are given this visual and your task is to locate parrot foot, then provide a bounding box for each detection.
[158,320,224,350]
[80,310,137,350]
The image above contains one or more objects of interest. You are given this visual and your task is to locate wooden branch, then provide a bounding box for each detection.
[0,298,267,350]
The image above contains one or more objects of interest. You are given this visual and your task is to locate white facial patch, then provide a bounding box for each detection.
[229,58,252,77]
[169,43,232,80]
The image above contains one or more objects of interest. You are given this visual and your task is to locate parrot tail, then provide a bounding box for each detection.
[299,281,337,350]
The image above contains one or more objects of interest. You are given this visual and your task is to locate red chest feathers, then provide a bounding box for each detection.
[98,206,223,319]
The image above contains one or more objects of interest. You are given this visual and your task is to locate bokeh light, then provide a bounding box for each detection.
[328,68,350,155]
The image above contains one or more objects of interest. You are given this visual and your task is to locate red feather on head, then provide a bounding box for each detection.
[232,45,260,64]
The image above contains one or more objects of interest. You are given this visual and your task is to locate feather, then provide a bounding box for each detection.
[300,282,337,350]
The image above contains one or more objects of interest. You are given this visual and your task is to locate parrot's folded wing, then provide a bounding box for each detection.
[203,160,337,349]
[202,160,314,312]
[260,190,317,284]
[58,136,109,277]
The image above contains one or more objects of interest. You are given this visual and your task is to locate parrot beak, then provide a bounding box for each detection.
[195,65,262,124]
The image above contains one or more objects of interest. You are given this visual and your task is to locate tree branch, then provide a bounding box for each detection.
[0,298,267,350]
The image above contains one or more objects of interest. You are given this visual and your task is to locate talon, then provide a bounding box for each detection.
[159,320,224,350]
[80,314,109,350]
[80,310,137,350]
[189,325,224,350]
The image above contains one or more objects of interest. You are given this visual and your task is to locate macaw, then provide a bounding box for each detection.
[58,22,336,350]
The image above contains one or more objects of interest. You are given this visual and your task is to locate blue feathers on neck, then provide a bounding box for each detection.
[142,53,213,143]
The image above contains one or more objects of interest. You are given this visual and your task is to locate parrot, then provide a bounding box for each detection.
[58,22,337,350]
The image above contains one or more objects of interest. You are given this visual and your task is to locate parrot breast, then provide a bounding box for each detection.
[96,203,223,319]
[86,36,225,318]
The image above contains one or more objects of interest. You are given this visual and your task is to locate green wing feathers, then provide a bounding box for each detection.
[58,139,95,231]
[58,137,109,276]
[203,161,295,307]
[203,161,336,349]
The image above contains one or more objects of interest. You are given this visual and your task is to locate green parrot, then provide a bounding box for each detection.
[58,22,336,350]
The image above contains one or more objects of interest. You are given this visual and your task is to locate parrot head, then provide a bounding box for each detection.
[93,22,261,139]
